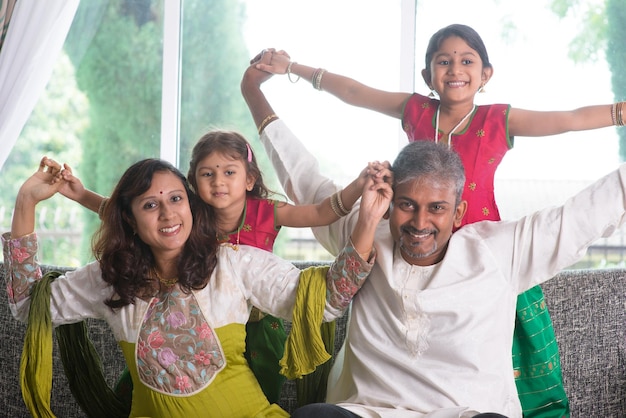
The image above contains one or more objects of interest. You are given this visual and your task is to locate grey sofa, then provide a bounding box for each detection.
[1,262,625,417]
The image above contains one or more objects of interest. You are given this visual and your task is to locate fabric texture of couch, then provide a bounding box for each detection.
[1,262,625,417]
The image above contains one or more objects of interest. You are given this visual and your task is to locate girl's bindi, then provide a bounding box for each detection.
[159,191,163,194]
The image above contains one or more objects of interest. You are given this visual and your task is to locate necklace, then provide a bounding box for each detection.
[434,104,476,148]
[217,227,241,251]
[153,268,178,287]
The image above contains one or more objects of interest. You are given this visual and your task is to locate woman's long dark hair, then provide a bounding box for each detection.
[92,158,219,309]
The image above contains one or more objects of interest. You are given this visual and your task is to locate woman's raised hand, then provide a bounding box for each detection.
[18,156,66,205]
[12,157,67,237]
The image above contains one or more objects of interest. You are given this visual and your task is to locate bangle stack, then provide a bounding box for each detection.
[612,102,624,126]
[330,190,351,218]
[287,61,300,83]
[312,68,326,90]
[258,114,279,134]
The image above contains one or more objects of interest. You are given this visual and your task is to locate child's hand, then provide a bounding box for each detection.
[254,48,291,75]
[55,163,86,202]
[365,160,393,188]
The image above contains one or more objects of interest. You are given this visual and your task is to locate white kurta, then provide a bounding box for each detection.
[5,242,351,333]
[261,119,626,418]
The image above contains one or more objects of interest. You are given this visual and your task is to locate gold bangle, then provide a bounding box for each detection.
[287,61,300,83]
[618,102,625,126]
[329,192,343,218]
[330,190,349,217]
[611,103,618,126]
[358,249,372,261]
[258,114,279,134]
[349,237,372,261]
[336,190,350,214]
[312,68,326,90]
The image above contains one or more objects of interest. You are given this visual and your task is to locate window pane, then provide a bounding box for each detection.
[0,0,164,266]
[239,0,404,261]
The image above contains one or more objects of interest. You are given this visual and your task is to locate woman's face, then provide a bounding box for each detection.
[129,171,193,262]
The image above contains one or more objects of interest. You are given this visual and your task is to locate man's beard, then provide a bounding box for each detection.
[399,229,438,259]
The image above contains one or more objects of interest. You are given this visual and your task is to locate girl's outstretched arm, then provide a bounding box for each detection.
[508,104,622,137]
[275,161,392,228]
[255,49,410,119]
[56,164,107,214]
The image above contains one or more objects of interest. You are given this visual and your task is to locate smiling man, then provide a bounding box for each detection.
[388,144,467,266]
[241,63,626,418]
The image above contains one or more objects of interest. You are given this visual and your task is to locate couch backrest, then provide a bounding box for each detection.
[540,268,626,416]
[1,263,625,417]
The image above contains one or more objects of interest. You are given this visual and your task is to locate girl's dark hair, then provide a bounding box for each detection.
[93,158,219,309]
[187,130,272,199]
[424,24,492,73]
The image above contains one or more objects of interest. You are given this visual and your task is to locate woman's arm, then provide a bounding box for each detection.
[11,157,65,238]
[254,49,410,119]
[5,157,70,314]
[325,171,392,309]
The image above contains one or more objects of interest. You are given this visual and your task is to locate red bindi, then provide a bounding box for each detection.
[159,191,163,194]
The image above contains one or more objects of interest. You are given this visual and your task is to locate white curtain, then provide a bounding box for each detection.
[0,0,79,170]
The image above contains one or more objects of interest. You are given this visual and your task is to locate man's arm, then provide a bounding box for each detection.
[241,60,358,255]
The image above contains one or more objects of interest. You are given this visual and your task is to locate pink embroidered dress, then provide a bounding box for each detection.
[224,198,280,250]
[3,232,372,417]
[402,93,511,226]
[402,93,569,417]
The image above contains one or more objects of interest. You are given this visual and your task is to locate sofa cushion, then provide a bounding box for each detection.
[541,268,626,416]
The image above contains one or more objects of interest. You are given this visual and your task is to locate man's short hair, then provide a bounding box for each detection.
[392,141,466,205]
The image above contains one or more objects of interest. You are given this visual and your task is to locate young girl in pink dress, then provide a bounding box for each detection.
[254,24,625,417]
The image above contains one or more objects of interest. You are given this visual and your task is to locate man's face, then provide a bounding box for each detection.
[389,175,466,266]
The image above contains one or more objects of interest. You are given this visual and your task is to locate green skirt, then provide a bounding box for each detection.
[244,312,288,404]
[513,285,569,417]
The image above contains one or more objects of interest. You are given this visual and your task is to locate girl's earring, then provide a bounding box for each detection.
[479,84,486,93]
[428,86,436,98]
